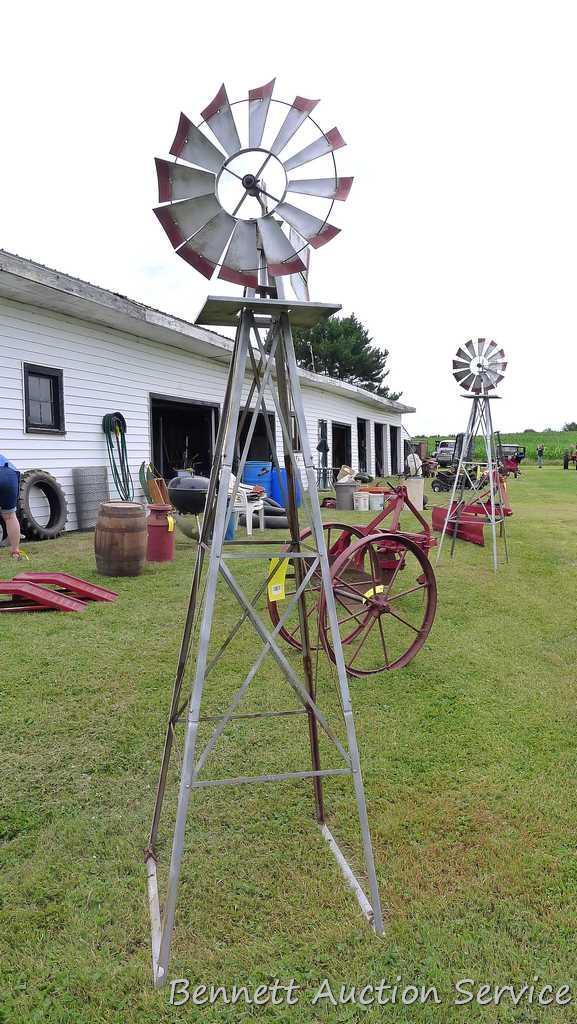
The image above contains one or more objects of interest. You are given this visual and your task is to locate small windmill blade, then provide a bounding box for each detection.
[270,96,319,156]
[218,221,259,287]
[249,79,275,148]
[201,84,241,156]
[275,202,340,249]
[258,217,307,277]
[155,160,215,204]
[154,195,220,248]
[177,210,235,279]
[169,114,225,173]
[287,176,354,201]
[283,128,345,172]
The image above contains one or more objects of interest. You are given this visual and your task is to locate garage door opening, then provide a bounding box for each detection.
[332,421,352,470]
[150,394,219,480]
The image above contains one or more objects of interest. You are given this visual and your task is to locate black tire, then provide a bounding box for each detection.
[431,480,441,493]
[17,469,68,540]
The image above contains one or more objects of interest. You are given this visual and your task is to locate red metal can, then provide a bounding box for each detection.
[146,504,176,562]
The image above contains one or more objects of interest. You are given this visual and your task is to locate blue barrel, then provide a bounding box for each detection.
[242,460,273,495]
[271,467,302,508]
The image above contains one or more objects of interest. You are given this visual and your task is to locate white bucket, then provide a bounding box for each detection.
[353,490,370,512]
[405,477,425,511]
[368,491,385,511]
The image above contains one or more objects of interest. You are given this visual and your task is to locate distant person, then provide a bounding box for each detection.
[536,443,544,469]
[0,453,24,560]
[563,450,569,470]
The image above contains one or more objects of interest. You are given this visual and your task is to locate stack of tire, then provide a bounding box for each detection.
[5,469,68,542]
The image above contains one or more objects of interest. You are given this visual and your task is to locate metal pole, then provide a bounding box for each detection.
[280,313,384,935]
[274,326,325,822]
[154,312,251,986]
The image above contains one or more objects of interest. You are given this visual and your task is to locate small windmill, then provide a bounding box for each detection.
[436,339,509,571]
[145,81,383,988]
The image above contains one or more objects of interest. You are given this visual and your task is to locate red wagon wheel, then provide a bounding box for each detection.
[267,521,366,651]
[318,531,437,676]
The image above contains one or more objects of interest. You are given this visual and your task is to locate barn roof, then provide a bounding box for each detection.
[0,249,414,415]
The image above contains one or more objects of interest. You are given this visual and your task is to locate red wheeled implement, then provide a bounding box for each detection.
[268,484,437,676]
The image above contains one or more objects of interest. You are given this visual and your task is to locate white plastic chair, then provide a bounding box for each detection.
[228,475,265,536]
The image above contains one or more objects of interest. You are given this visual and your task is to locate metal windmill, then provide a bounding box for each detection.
[436,339,509,571]
[145,80,383,988]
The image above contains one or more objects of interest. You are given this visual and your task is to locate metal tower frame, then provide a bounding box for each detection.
[436,392,509,571]
[144,293,384,988]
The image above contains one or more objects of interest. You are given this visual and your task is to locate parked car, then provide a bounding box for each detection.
[431,439,456,466]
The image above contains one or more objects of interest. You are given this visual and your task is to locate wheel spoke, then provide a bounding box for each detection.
[387,582,428,602]
[376,612,389,669]
[387,608,420,633]
[347,613,380,668]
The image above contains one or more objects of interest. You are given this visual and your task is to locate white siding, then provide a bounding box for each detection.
[0,296,405,529]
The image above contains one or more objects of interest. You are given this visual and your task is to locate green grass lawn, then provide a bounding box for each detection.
[2,466,577,1023]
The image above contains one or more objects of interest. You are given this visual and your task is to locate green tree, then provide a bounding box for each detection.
[293,314,401,400]
[563,421,577,430]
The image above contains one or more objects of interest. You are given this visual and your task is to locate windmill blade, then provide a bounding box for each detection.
[154,195,220,248]
[471,375,485,392]
[275,202,339,249]
[484,340,498,357]
[218,221,259,287]
[249,79,275,148]
[455,346,470,362]
[453,369,471,383]
[283,128,345,172]
[460,373,475,390]
[155,160,215,204]
[287,176,353,201]
[169,114,225,173]
[465,340,476,358]
[289,227,310,301]
[201,84,241,156]
[258,216,306,277]
[477,338,487,356]
[452,358,470,370]
[270,96,319,156]
[177,210,235,279]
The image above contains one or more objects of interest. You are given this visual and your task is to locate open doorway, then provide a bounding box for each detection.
[332,421,352,470]
[150,394,218,480]
[374,423,385,476]
[390,425,400,474]
[357,418,368,473]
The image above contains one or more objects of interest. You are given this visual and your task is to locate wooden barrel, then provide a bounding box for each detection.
[94,501,147,577]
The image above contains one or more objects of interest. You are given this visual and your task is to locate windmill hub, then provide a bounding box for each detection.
[216,148,288,220]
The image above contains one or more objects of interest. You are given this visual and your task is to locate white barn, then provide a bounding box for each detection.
[0,250,415,531]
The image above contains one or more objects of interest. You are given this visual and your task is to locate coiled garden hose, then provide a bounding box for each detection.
[102,412,134,501]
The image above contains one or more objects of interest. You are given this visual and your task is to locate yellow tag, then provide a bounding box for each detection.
[167,514,175,533]
[362,584,385,602]
[268,557,289,602]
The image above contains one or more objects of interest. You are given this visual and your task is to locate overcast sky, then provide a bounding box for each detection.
[3,1,576,434]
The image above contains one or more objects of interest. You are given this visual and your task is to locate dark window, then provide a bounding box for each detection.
[291,413,301,452]
[24,364,65,434]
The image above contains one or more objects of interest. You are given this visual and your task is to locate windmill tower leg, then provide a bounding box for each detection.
[436,397,477,562]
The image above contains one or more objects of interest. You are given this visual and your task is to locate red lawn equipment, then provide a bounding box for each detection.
[0,573,117,613]
[267,483,437,676]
